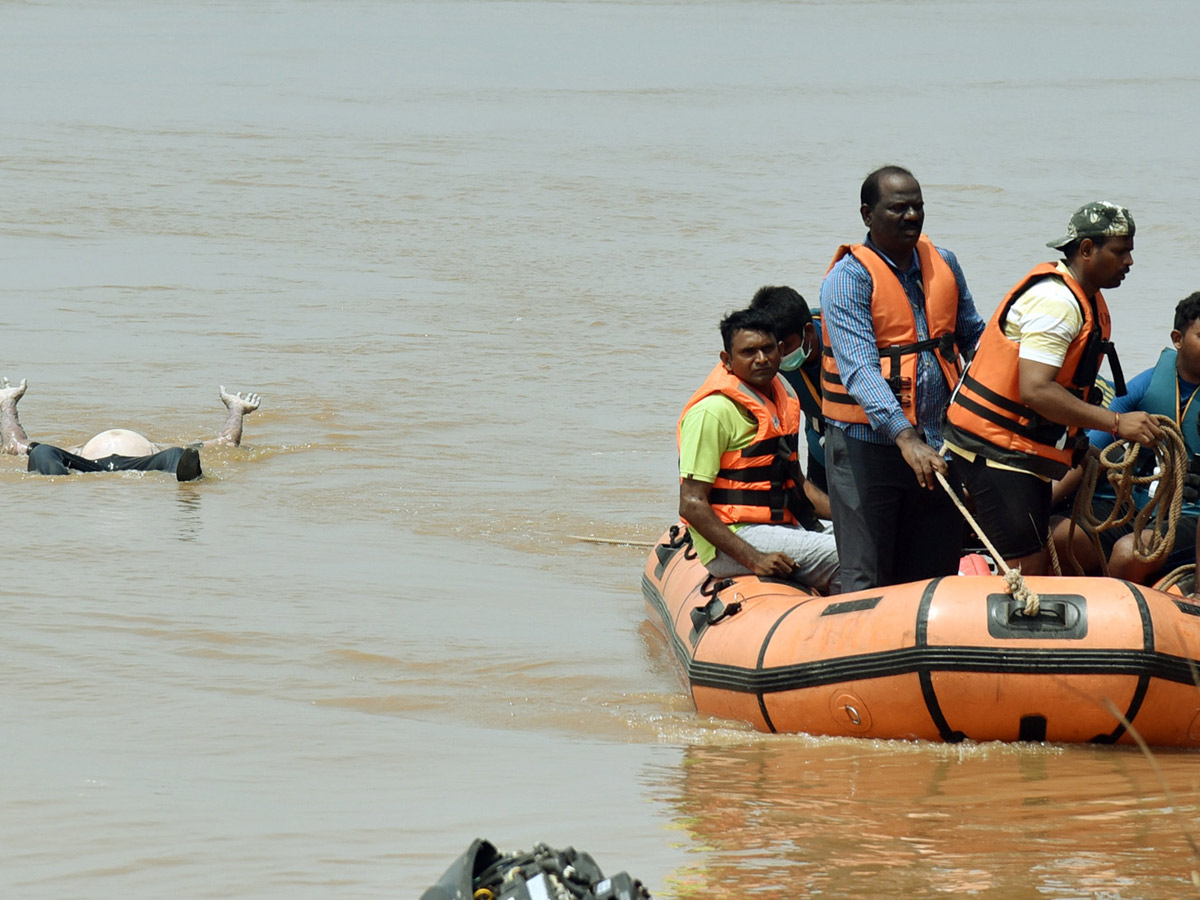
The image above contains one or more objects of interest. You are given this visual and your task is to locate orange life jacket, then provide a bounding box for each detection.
[820,236,964,426]
[943,263,1114,479]
[677,364,803,526]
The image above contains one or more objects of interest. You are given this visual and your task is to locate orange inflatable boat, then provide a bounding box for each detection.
[642,525,1200,746]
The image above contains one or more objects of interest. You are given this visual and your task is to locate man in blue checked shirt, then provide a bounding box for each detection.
[818,166,985,592]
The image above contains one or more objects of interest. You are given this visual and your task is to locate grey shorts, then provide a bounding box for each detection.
[706,523,840,593]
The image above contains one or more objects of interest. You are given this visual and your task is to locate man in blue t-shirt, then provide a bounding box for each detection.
[1052,292,1200,581]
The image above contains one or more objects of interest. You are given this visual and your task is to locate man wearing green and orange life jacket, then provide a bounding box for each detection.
[677,307,840,592]
[1051,292,1200,582]
[749,285,828,494]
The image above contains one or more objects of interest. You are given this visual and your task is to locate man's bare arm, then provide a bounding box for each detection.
[895,426,947,490]
[1019,359,1160,445]
[0,378,31,455]
[802,477,833,521]
[679,476,796,577]
[199,386,261,448]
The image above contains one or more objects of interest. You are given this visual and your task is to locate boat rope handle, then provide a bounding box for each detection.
[935,470,1043,617]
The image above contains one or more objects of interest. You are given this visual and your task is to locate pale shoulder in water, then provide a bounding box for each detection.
[77,428,158,460]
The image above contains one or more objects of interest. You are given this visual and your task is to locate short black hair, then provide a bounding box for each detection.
[719,307,778,353]
[1175,292,1200,333]
[861,165,916,209]
[749,285,813,340]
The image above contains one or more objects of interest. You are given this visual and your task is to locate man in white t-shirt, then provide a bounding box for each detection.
[941,202,1162,575]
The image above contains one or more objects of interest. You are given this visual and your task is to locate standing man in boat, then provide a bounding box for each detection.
[1050,291,1200,582]
[943,201,1162,575]
[677,307,840,592]
[0,377,262,481]
[819,165,985,592]
[749,285,828,492]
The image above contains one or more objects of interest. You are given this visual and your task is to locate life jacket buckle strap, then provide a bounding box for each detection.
[1070,432,1090,468]
[937,332,958,363]
[882,346,902,384]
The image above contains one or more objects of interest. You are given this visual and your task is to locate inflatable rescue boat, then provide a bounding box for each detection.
[642,525,1200,746]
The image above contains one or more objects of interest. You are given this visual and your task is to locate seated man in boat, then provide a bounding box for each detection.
[943,201,1162,575]
[1051,292,1200,582]
[0,378,261,482]
[749,285,828,493]
[677,307,840,592]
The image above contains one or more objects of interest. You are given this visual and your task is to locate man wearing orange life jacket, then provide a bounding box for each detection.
[678,307,840,592]
[819,166,985,592]
[943,202,1162,576]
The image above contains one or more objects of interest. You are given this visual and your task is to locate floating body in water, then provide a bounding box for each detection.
[0,378,261,482]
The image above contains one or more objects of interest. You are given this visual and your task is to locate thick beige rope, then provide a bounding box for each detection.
[1063,415,1187,577]
[936,470,1042,616]
[1155,563,1196,595]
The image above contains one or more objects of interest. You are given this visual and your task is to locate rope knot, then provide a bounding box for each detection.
[1005,566,1041,617]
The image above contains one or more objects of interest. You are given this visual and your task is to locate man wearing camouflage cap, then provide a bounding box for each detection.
[942,201,1162,575]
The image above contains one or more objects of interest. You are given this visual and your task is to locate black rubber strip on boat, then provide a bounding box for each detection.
[914,579,966,742]
[754,601,808,734]
[682,646,1199,692]
[1091,581,1153,744]
[641,574,1196,708]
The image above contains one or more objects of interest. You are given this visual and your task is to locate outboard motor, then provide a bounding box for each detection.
[420,839,650,900]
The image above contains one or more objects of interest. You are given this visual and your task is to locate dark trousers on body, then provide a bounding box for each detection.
[28,443,192,477]
[824,426,964,593]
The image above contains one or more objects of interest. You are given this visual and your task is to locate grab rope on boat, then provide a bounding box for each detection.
[1062,415,1188,578]
[1155,563,1196,595]
[935,470,1043,617]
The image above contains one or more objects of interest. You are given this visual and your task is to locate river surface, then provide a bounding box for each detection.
[3,1,1200,897]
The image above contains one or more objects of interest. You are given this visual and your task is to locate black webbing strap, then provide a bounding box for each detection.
[958,370,1034,419]
[950,392,1066,444]
[1104,341,1128,397]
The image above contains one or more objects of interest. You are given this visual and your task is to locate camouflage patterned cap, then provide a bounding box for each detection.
[1046,201,1135,250]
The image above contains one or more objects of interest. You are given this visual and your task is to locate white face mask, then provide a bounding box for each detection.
[778,338,811,371]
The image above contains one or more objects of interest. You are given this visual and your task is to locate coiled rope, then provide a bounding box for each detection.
[1061,415,1188,577]
[939,416,1186,613]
